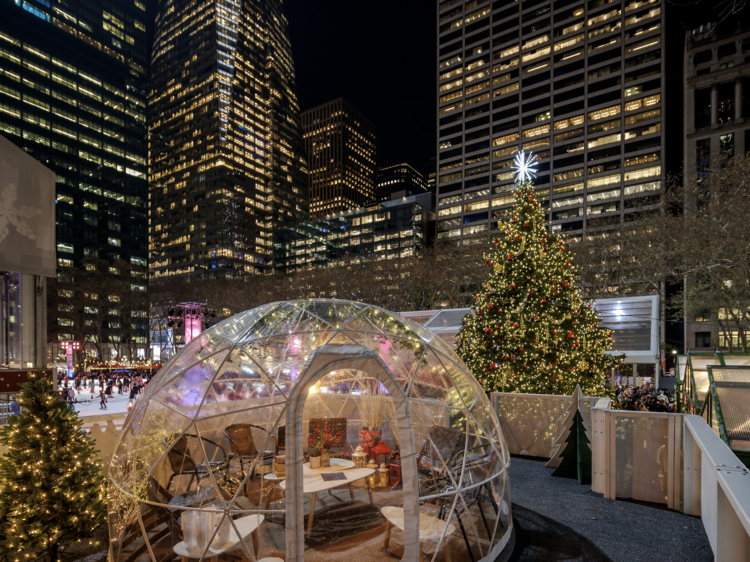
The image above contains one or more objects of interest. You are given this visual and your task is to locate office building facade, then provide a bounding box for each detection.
[274,192,435,275]
[375,162,429,202]
[0,0,150,357]
[436,0,673,243]
[149,0,308,280]
[301,98,377,219]
[683,22,750,352]
[684,23,750,176]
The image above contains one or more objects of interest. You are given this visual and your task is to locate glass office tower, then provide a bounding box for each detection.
[436,0,671,242]
[0,0,150,355]
[149,0,308,279]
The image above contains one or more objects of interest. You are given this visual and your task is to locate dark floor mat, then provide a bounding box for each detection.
[508,504,613,562]
[304,501,387,551]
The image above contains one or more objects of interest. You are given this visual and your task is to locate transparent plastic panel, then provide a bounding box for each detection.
[157,349,231,416]
[304,299,365,329]
[427,333,466,365]
[112,502,150,562]
[710,367,750,451]
[407,347,457,405]
[152,333,234,393]
[325,331,359,346]
[420,493,458,562]
[480,475,502,553]
[111,399,194,494]
[342,331,424,391]
[136,400,194,484]
[469,395,505,454]
[161,426,229,507]
[411,405,468,497]
[692,369,710,408]
[614,414,669,504]
[239,301,306,341]
[137,480,185,562]
[438,353,481,410]
[379,309,432,344]
[140,351,181,400]
[461,416,502,492]
[244,334,325,397]
[396,314,451,349]
[455,491,487,560]
[197,347,284,419]
[497,475,512,543]
[191,417,274,515]
[208,302,278,342]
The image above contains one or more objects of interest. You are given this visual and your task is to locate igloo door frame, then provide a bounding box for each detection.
[285,343,421,562]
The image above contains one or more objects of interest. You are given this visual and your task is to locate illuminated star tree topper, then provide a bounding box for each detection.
[511,150,538,184]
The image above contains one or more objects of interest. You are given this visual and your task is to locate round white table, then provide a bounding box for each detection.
[276,467,375,537]
[303,457,354,474]
[173,514,264,561]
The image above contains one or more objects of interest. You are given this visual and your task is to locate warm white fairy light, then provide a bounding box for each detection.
[511,150,538,183]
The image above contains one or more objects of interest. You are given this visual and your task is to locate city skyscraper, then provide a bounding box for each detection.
[301,98,377,219]
[436,0,677,243]
[0,0,150,355]
[375,163,429,202]
[149,0,308,280]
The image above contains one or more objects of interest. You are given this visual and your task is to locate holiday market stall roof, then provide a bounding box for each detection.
[109,299,512,562]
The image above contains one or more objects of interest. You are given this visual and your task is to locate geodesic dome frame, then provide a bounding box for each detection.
[108,299,513,562]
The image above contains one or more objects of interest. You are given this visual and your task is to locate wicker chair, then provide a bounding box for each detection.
[224,423,274,483]
[417,426,465,474]
[165,433,229,491]
[309,417,348,458]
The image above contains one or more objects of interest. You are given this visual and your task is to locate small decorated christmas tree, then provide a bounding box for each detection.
[456,151,622,395]
[0,371,106,562]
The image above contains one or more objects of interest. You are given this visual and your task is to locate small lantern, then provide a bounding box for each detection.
[371,440,392,468]
[366,459,377,488]
[378,463,389,487]
[352,445,367,469]
[389,460,402,486]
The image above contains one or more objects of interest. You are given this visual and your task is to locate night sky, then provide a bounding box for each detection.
[285,0,437,173]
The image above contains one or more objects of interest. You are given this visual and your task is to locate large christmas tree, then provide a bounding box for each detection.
[456,153,622,395]
[0,371,106,562]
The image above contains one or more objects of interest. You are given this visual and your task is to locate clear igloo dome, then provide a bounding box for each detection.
[108,299,512,562]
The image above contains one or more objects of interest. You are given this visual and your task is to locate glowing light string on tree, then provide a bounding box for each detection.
[455,151,624,395]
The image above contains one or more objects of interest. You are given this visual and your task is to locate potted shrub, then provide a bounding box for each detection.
[308,422,345,468]
[309,447,321,469]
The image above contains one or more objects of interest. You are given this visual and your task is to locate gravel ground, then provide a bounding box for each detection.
[507,457,713,562]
